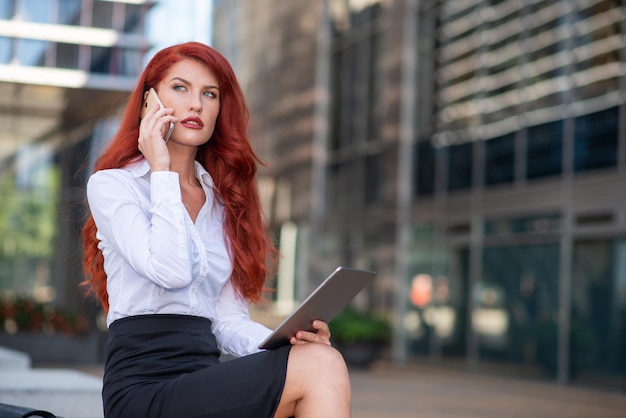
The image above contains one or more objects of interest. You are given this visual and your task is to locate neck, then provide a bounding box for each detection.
[168,146,199,186]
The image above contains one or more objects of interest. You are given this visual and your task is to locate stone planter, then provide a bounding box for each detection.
[335,340,386,369]
[0,332,104,363]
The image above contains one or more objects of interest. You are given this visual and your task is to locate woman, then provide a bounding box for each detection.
[82,42,351,418]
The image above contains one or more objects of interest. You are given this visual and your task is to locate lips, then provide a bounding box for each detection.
[180,116,204,129]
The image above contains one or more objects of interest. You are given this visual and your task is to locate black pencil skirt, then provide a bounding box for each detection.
[102,314,292,418]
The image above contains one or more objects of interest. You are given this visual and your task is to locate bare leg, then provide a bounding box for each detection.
[274,343,351,418]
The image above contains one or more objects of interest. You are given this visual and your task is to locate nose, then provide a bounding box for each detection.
[189,92,203,113]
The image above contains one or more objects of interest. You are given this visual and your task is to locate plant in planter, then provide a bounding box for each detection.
[329,307,392,368]
[0,296,88,336]
[0,296,99,363]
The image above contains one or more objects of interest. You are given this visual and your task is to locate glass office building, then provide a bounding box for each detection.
[213,0,625,390]
[0,0,153,316]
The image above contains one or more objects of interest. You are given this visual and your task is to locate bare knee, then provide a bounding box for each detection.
[274,344,351,417]
[290,343,349,380]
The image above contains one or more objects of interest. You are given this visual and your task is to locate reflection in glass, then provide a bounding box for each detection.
[526,120,562,179]
[447,142,473,191]
[17,38,47,66]
[92,0,113,29]
[57,0,81,25]
[572,240,626,385]
[0,0,15,20]
[0,144,59,301]
[56,42,79,69]
[485,133,514,185]
[0,36,12,64]
[574,107,618,172]
[479,245,560,375]
[21,0,49,23]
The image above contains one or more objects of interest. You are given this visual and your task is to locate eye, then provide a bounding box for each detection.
[173,84,186,91]
[203,90,217,98]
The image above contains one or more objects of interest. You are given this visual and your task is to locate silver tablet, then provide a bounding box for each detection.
[258,266,377,350]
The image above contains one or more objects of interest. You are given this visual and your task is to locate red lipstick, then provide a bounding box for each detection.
[180,116,204,129]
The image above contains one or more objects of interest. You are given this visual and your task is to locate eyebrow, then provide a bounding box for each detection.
[170,76,219,90]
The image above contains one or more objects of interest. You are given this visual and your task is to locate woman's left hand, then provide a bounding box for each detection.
[290,320,332,346]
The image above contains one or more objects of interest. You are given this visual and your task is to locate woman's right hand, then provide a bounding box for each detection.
[138,103,177,172]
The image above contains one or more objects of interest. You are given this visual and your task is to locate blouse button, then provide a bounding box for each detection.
[191,286,197,293]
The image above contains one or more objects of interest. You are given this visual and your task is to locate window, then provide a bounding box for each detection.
[415,140,435,196]
[17,39,48,66]
[0,0,15,19]
[526,121,562,179]
[55,43,79,69]
[0,37,12,64]
[485,133,515,185]
[21,0,49,23]
[447,141,473,191]
[574,107,618,172]
[92,0,113,29]
[57,0,81,25]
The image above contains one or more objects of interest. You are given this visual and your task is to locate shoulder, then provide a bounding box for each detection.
[87,160,149,198]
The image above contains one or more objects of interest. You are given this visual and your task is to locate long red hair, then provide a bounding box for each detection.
[82,42,277,312]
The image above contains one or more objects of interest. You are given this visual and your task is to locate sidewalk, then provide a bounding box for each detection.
[350,362,626,418]
[34,360,626,418]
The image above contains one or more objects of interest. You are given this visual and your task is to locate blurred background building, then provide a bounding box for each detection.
[0,0,153,322]
[213,0,626,390]
[0,0,624,392]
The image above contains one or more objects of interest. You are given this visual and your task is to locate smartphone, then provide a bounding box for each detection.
[141,87,175,143]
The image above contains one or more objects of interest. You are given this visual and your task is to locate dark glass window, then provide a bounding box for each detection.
[90,46,112,74]
[92,0,113,29]
[479,244,560,372]
[485,133,515,186]
[526,121,563,179]
[415,140,435,196]
[364,154,381,204]
[123,4,143,34]
[574,107,618,172]
[447,142,473,191]
[572,239,626,384]
[56,43,79,69]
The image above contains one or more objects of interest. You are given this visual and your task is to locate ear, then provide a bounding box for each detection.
[143,90,150,101]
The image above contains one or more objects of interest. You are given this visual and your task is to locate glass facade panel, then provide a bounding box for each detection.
[90,46,113,74]
[92,0,114,29]
[485,133,514,185]
[526,121,562,179]
[406,234,468,358]
[56,42,79,69]
[21,0,49,23]
[57,0,81,25]
[478,244,560,376]
[0,0,15,19]
[123,4,143,34]
[415,140,435,196]
[447,142,472,191]
[120,47,142,77]
[0,36,11,63]
[0,144,59,301]
[574,107,618,172]
[571,240,626,386]
[364,154,381,204]
[17,38,48,66]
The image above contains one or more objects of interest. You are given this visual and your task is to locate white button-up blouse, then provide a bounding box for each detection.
[86,158,271,357]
